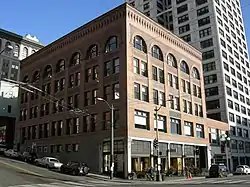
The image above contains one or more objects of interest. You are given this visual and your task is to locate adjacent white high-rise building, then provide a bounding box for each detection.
[127,0,250,170]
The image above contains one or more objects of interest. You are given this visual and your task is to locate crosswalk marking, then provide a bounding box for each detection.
[227,180,248,184]
[211,180,233,184]
[158,178,250,185]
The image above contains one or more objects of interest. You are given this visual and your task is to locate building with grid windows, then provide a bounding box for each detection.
[17,3,229,178]
[127,0,250,171]
[0,29,43,148]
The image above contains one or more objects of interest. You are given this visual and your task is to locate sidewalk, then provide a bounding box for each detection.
[86,173,205,184]
[86,173,133,183]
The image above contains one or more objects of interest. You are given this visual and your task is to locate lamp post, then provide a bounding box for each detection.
[97,97,114,180]
[154,99,173,182]
[220,133,230,171]
[154,105,162,182]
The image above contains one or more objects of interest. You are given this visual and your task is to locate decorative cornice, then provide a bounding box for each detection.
[126,4,202,61]
[21,4,127,67]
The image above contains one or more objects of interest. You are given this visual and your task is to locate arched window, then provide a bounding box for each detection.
[43,65,52,79]
[105,36,118,53]
[180,61,189,74]
[70,52,81,67]
[192,67,200,80]
[22,47,28,58]
[151,45,163,61]
[31,50,36,54]
[133,35,147,53]
[32,71,40,82]
[87,45,98,59]
[167,54,177,68]
[5,42,12,55]
[13,44,20,57]
[23,75,29,83]
[56,59,65,72]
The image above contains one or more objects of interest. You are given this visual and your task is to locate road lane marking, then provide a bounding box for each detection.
[211,180,233,184]
[0,160,43,177]
[227,180,248,184]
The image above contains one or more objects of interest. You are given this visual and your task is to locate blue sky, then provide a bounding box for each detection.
[1,0,250,47]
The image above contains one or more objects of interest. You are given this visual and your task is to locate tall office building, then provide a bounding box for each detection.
[0,29,43,148]
[127,0,250,170]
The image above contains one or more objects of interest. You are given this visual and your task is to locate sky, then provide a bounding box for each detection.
[1,0,250,47]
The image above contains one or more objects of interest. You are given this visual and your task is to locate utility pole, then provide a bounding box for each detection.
[155,106,162,182]
[96,97,114,180]
[110,104,114,180]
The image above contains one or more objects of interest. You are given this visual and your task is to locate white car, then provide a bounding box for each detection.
[35,157,63,169]
[4,149,19,158]
[235,165,250,175]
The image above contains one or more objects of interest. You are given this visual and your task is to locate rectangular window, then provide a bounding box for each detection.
[199,27,212,38]
[202,50,214,60]
[184,121,193,136]
[104,61,112,76]
[197,6,209,16]
[196,124,204,138]
[153,89,158,105]
[141,85,149,102]
[170,118,181,135]
[113,58,120,74]
[206,100,220,110]
[133,57,140,74]
[200,38,213,49]
[134,83,140,100]
[198,16,210,27]
[203,61,216,72]
[154,115,166,132]
[134,110,149,130]
[152,66,158,81]
[141,61,148,77]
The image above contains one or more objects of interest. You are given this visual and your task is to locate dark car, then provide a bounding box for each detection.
[60,161,89,176]
[20,152,38,164]
[209,164,228,178]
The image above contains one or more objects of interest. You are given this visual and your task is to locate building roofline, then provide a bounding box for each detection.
[21,3,126,64]
[0,28,44,47]
[126,3,202,56]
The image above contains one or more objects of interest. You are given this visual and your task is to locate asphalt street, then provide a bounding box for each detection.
[1,156,250,187]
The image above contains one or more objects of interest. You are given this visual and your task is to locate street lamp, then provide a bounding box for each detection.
[220,133,230,171]
[97,97,115,180]
[154,99,173,182]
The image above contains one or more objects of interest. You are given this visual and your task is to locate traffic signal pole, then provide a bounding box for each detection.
[155,106,162,182]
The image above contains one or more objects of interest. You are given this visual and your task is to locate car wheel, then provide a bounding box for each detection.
[60,167,64,173]
[72,170,77,176]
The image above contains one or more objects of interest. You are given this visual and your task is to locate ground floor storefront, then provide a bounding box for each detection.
[20,136,209,179]
[128,138,208,177]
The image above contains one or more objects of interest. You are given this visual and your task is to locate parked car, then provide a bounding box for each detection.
[60,161,89,176]
[20,152,38,164]
[0,144,7,154]
[4,149,19,158]
[34,157,63,169]
[235,165,250,175]
[209,164,228,178]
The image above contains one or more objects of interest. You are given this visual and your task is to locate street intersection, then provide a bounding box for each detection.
[1,156,250,187]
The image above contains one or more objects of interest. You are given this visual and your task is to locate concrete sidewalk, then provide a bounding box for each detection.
[86,173,205,184]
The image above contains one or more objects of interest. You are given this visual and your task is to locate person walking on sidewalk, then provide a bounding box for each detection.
[146,166,155,181]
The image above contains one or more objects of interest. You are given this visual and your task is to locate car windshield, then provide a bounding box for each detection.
[237,166,244,169]
[50,159,59,162]
[210,165,218,170]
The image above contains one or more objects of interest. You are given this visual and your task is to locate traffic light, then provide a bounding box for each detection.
[153,138,159,148]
